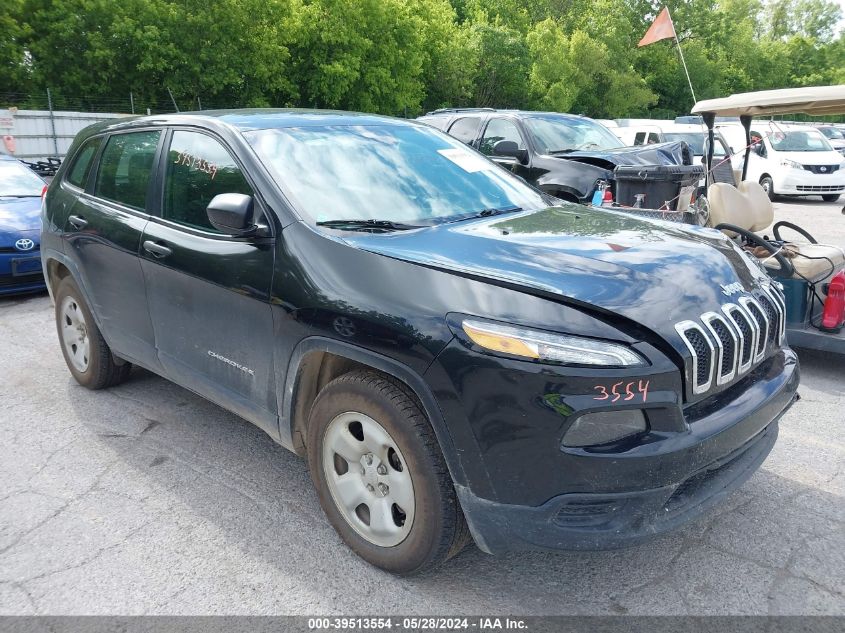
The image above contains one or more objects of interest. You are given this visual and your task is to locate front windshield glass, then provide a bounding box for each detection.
[769,129,834,152]
[0,160,45,197]
[523,116,623,153]
[245,124,547,225]
[664,132,706,155]
[819,127,844,140]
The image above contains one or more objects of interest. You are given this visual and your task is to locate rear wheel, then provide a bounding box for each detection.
[822,194,840,202]
[306,369,469,575]
[760,175,776,201]
[54,276,131,389]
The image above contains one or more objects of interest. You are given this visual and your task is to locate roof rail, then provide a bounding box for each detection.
[424,107,497,115]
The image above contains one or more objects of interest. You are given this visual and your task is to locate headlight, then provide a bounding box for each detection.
[780,159,802,170]
[460,318,647,367]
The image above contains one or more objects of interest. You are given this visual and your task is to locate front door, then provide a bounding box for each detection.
[478,117,533,182]
[63,130,162,369]
[139,129,278,434]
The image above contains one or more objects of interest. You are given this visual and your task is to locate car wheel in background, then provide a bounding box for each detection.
[54,276,131,389]
[759,175,776,201]
[306,369,470,575]
[822,194,840,202]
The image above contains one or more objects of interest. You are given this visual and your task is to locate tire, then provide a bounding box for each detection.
[306,369,470,575]
[54,276,131,389]
[759,176,776,201]
[822,194,840,202]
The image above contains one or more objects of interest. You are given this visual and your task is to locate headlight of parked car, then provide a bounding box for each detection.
[780,159,803,170]
[460,318,647,367]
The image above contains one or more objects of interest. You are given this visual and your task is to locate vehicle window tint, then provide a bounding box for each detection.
[447,117,481,145]
[479,119,524,156]
[94,131,161,210]
[648,133,660,144]
[163,131,253,233]
[634,132,646,145]
[66,137,101,189]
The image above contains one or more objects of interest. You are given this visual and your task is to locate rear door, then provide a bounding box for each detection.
[63,129,162,369]
[139,128,277,433]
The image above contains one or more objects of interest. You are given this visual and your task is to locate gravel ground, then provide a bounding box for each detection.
[0,197,843,616]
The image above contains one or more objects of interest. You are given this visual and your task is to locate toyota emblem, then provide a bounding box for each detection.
[820,166,827,172]
[14,238,35,251]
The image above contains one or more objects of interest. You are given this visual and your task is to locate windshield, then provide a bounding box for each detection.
[769,129,834,152]
[818,127,844,140]
[523,116,623,153]
[664,132,706,155]
[0,160,45,197]
[245,124,547,225]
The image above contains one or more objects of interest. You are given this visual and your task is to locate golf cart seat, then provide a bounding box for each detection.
[708,181,845,282]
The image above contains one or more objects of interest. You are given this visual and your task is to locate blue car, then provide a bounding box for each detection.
[0,155,47,295]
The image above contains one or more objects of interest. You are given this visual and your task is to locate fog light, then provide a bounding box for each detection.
[561,410,647,448]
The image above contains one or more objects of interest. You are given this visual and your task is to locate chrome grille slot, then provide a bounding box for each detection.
[762,285,786,344]
[701,312,737,385]
[722,303,754,374]
[675,321,714,395]
[739,296,768,362]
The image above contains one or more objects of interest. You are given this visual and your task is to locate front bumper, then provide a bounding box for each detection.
[0,250,47,295]
[775,170,845,195]
[436,346,799,554]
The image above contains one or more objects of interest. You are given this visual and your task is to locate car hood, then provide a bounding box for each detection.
[773,149,844,165]
[0,196,42,232]
[559,141,694,170]
[343,205,770,341]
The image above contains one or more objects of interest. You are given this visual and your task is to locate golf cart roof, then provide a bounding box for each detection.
[692,85,845,117]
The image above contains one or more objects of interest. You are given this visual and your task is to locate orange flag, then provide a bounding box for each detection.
[638,7,677,47]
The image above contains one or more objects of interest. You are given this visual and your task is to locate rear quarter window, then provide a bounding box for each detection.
[65,137,102,189]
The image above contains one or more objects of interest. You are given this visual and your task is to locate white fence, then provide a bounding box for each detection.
[0,109,128,162]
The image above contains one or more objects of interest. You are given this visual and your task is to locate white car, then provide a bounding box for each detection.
[719,123,845,202]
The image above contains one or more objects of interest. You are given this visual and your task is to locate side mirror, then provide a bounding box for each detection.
[206,193,255,235]
[493,139,528,163]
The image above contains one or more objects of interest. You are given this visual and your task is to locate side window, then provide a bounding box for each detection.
[479,119,525,156]
[94,131,161,210]
[163,131,253,233]
[647,133,660,144]
[447,117,481,145]
[65,137,102,189]
[713,139,728,157]
[633,132,646,145]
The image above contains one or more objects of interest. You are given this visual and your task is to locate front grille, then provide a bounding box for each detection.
[0,245,41,254]
[676,286,785,396]
[796,185,844,192]
[802,164,840,174]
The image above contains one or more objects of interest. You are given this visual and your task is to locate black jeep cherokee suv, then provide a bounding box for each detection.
[41,110,799,574]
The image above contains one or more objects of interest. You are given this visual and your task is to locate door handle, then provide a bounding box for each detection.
[142,240,172,259]
[67,214,88,230]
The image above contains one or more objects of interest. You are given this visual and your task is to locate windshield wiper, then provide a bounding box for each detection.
[316,219,424,232]
[443,205,523,224]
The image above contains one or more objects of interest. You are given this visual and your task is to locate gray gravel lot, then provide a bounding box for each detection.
[1,198,843,616]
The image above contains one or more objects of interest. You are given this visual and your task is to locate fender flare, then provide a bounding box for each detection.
[281,336,468,488]
[41,249,109,335]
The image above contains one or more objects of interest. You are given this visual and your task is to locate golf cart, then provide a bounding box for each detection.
[691,85,845,354]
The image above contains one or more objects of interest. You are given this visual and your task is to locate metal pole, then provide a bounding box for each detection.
[130,92,135,114]
[46,88,59,158]
[668,9,697,106]
[167,87,180,112]
[197,96,202,110]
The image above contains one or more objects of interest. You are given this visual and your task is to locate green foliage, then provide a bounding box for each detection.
[1,0,842,118]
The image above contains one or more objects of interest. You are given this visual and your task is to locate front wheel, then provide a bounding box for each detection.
[306,370,469,575]
[760,176,776,201]
[822,194,840,202]
[54,276,131,389]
